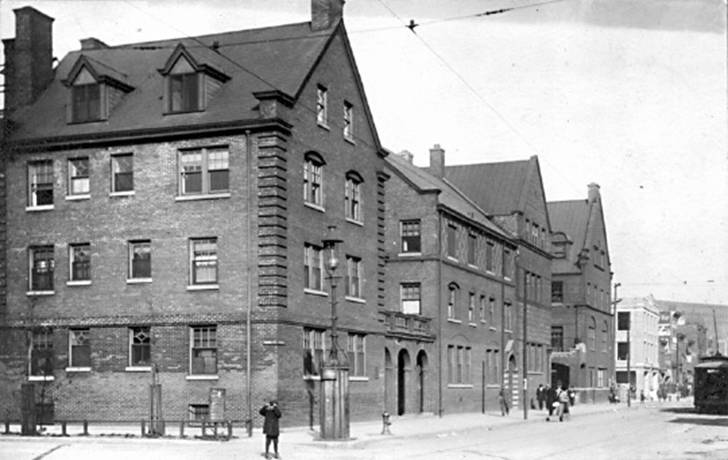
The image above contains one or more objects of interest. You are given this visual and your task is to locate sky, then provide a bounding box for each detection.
[1,0,726,304]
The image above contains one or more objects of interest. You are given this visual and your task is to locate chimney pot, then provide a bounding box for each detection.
[429,144,445,178]
[588,182,600,203]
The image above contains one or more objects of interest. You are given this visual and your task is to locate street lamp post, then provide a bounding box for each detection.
[319,225,350,440]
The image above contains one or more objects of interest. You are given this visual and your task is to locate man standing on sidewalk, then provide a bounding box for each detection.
[498,387,510,416]
[260,400,282,459]
[536,384,545,410]
[545,384,557,421]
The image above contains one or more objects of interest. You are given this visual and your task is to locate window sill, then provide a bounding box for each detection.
[345,217,363,227]
[127,278,152,284]
[67,280,92,286]
[344,136,356,145]
[468,322,478,328]
[66,194,90,201]
[446,256,458,263]
[110,191,135,197]
[304,288,329,297]
[27,290,54,296]
[186,375,219,381]
[26,205,54,212]
[304,202,326,213]
[489,326,497,332]
[345,296,366,304]
[187,284,219,291]
[397,252,422,257]
[303,375,321,381]
[66,367,91,373]
[447,384,474,389]
[29,375,55,382]
[467,264,479,269]
[125,366,152,372]
[175,193,231,202]
[447,318,462,324]
[349,376,369,382]
[317,121,330,130]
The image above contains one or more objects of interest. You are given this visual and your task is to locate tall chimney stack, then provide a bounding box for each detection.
[587,182,600,203]
[311,0,344,31]
[3,7,54,113]
[429,144,445,178]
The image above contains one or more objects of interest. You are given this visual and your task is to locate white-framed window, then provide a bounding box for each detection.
[316,85,328,126]
[190,237,218,285]
[447,284,458,319]
[190,326,217,375]
[128,240,151,280]
[401,283,421,315]
[345,255,362,299]
[401,220,421,253]
[303,154,324,207]
[468,293,475,323]
[30,328,53,377]
[451,345,471,384]
[345,173,362,222]
[28,160,54,208]
[129,327,151,367]
[67,158,90,196]
[69,243,91,282]
[111,154,133,193]
[343,101,354,140]
[29,246,54,292]
[304,243,323,291]
[303,328,326,377]
[347,333,366,376]
[597,368,606,388]
[179,147,229,196]
[69,328,91,368]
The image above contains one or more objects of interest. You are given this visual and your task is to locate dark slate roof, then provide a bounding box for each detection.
[8,21,335,141]
[386,154,511,241]
[548,199,589,272]
[440,160,530,216]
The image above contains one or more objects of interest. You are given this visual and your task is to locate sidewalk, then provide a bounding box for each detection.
[0,401,630,449]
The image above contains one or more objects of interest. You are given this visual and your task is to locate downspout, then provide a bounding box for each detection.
[245,130,254,436]
[437,212,444,417]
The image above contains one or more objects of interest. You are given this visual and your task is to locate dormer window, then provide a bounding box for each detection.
[72,82,101,122]
[159,44,230,115]
[63,56,134,124]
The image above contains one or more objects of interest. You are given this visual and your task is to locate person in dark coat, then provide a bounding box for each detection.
[260,400,282,459]
[545,384,557,421]
[498,387,510,416]
[536,384,545,410]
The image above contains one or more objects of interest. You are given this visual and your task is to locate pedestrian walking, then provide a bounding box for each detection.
[557,385,570,422]
[545,384,557,421]
[498,387,510,416]
[259,400,282,459]
[536,384,545,410]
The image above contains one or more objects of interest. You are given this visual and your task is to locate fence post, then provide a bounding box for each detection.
[227,420,232,440]
[201,420,207,437]
[82,420,88,436]
[141,419,146,437]
[4,420,9,434]
[61,421,67,436]
[179,421,185,438]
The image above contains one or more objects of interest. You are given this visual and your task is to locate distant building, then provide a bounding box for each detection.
[383,147,517,415]
[547,184,613,401]
[616,297,660,400]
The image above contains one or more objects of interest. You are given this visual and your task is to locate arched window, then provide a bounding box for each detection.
[303,152,325,207]
[447,283,459,320]
[588,316,597,351]
[345,171,363,222]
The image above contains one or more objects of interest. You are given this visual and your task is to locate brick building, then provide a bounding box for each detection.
[547,184,613,402]
[435,154,553,409]
[383,148,517,416]
[0,1,391,426]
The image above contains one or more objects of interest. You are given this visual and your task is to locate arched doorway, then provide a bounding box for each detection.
[397,349,410,415]
[416,350,428,413]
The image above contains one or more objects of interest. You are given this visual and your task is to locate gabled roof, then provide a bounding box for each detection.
[548,199,590,272]
[62,54,134,91]
[386,153,512,241]
[440,160,530,216]
[7,21,337,142]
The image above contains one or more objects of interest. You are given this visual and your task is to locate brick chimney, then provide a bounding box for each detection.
[80,37,109,51]
[588,182,600,203]
[429,144,445,178]
[311,0,344,31]
[2,7,54,113]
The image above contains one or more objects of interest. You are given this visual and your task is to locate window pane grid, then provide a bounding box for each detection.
[191,326,217,375]
[70,329,91,368]
[70,244,91,281]
[112,154,134,192]
[29,161,54,207]
[30,246,54,291]
[191,238,218,284]
[129,241,151,279]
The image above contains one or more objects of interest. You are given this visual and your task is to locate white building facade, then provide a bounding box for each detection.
[616,297,660,400]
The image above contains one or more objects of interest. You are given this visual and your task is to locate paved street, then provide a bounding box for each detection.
[2,401,728,460]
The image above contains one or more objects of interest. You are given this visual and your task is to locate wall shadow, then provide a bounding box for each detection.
[669,417,728,427]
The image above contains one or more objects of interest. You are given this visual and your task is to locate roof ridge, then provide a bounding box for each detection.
[445,159,530,168]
